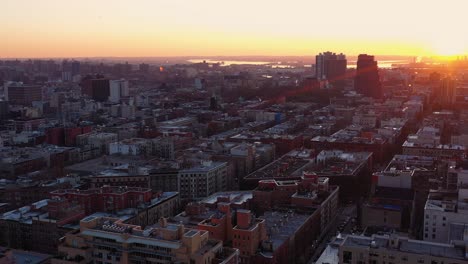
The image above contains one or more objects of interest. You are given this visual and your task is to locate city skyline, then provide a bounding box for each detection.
[2,0,467,58]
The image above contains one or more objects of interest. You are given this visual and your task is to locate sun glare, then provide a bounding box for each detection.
[431,39,467,57]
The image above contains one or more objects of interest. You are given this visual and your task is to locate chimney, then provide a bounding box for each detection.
[159,217,168,228]
[236,210,252,229]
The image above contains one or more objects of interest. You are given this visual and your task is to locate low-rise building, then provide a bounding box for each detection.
[0,187,179,254]
[109,138,152,156]
[242,149,316,190]
[76,132,118,154]
[403,127,465,159]
[52,216,239,264]
[307,150,373,200]
[338,234,468,264]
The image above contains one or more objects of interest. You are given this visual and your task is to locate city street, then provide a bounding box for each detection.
[308,204,357,263]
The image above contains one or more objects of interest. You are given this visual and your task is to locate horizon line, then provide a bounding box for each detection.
[0,54,445,60]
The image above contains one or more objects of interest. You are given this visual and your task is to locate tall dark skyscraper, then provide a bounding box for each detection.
[354,54,382,99]
[315,51,347,87]
[438,77,455,105]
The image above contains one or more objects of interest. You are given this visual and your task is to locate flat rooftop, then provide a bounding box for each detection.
[342,234,466,260]
[385,155,436,171]
[82,217,211,250]
[200,191,252,206]
[0,249,51,264]
[51,186,151,196]
[311,126,388,145]
[245,149,315,180]
[261,210,313,253]
[65,155,155,173]
[402,141,465,150]
[179,161,226,173]
[310,150,372,177]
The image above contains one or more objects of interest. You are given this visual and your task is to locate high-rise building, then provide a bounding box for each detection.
[354,54,382,99]
[315,51,347,85]
[438,77,456,105]
[80,76,110,102]
[6,84,42,106]
[109,79,129,103]
[71,60,80,76]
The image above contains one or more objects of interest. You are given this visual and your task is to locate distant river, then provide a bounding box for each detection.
[188,59,408,68]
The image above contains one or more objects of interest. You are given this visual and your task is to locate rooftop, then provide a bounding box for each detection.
[385,155,436,171]
[311,126,388,145]
[179,161,226,173]
[50,186,151,196]
[402,141,465,150]
[65,155,155,174]
[245,149,315,180]
[342,234,466,260]
[261,210,313,253]
[81,217,215,251]
[200,191,252,206]
[310,150,372,177]
[0,248,51,264]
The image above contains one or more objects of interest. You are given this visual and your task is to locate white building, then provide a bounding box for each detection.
[109,79,129,103]
[403,126,465,158]
[423,169,468,243]
[109,138,151,156]
[372,169,413,189]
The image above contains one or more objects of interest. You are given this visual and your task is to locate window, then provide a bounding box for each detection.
[432,234,436,239]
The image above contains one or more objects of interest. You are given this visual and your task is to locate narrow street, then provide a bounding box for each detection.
[308,204,357,263]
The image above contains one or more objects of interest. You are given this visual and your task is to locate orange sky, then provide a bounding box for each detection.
[1,0,467,58]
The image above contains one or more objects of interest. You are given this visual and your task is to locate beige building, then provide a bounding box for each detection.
[402,126,465,158]
[178,161,228,201]
[52,216,239,264]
